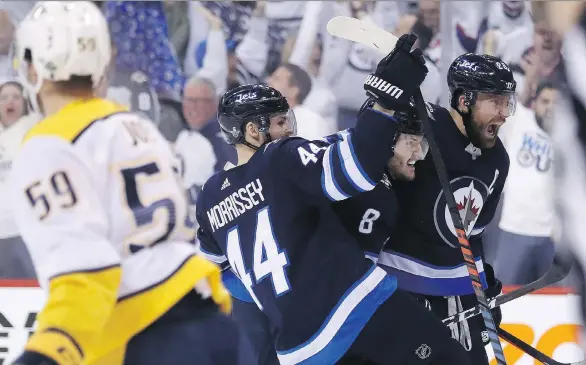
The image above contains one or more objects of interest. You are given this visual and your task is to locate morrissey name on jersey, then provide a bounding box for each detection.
[207,179,265,232]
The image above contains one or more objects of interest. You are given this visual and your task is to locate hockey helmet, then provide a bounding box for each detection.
[218,84,295,145]
[394,109,424,136]
[393,109,428,158]
[358,98,428,158]
[447,53,516,114]
[13,2,111,101]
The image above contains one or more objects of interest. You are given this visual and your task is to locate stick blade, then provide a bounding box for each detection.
[326,16,398,54]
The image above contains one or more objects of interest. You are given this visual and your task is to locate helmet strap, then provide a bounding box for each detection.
[242,140,260,151]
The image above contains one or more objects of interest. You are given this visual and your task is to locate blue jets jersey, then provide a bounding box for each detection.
[378,103,510,297]
[196,108,399,365]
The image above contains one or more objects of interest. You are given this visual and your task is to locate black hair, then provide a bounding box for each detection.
[534,80,558,100]
[280,63,312,104]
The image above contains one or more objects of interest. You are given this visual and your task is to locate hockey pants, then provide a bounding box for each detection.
[417,293,491,365]
[341,289,472,365]
[123,291,257,365]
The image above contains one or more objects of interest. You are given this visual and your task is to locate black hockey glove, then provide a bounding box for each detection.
[363,33,428,111]
[11,351,59,365]
[484,263,503,329]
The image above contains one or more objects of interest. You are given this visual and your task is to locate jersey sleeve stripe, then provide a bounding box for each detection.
[336,133,377,192]
[321,145,351,201]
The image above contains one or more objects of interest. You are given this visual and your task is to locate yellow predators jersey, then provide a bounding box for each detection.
[10,98,230,365]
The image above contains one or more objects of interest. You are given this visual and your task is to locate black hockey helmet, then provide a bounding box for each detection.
[359,98,424,135]
[394,109,424,136]
[358,98,429,158]
[218,84,292,145]
[447,53,516,112]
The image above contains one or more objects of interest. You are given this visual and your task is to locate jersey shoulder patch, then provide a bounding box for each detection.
[23,99,128,145]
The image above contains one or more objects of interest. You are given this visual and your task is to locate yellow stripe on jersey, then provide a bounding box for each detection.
[84,255,230,365]
[22,98,128,145]
[28,256,230,365]
[26,265,122,365]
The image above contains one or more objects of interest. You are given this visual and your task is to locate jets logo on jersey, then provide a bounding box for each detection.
[433,176,490,247]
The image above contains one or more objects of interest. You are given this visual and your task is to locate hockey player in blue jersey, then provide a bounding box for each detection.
[196,34,471,365]
[212,105,430,365]
[378,53,515,364]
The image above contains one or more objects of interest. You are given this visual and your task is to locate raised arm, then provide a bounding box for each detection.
[273,34,429,201]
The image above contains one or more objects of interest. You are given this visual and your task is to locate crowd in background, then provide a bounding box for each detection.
[0,1,563,287]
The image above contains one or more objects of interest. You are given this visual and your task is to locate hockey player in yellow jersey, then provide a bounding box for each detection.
[9,2,255,365]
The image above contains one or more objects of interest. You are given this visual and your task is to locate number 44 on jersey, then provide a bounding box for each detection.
[226,207,291,309]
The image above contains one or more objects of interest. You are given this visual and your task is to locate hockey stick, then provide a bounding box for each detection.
[413,91,508,365]
[498,327,585,365]
[443,250,573,325]
[326,15,508,365]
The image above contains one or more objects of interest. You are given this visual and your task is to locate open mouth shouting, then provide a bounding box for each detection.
[486,123,499,138]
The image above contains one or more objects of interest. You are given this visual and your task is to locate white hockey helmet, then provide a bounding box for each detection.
[13,1,111,98]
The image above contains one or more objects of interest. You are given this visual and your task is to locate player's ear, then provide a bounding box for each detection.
[458,94,469,113]
[245,121,263,145]
[245,121,259,137]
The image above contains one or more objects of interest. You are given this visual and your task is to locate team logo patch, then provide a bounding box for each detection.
[433,176,490,247]
[415,344,432,359]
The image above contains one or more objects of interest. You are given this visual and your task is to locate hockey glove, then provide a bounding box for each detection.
[11,351,60,365]
[11,329,82,365]
[363,33,428,111]
[484,263,503,328]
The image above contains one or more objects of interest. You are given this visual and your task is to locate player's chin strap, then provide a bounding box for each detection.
[241,131,272,152]
[242,140,262,151]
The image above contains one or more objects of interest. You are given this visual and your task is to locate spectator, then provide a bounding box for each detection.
[184,1,255,87]
[267,63,334,140]
[105,1,185,100]
[163,0,190,66]
[0,81,28,131]
[193,5,231,95]
[393,15,441,104]
[497,3,564,106]
[519,21,564,106]
[319,0,401,130]
[493,81,558,284]
[416,0,442,64]
[0,81,39,278]
[181,76,236,172]
[278,1,339,135]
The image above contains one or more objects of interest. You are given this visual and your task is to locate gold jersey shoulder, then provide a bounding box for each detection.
[23,98,128,145]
